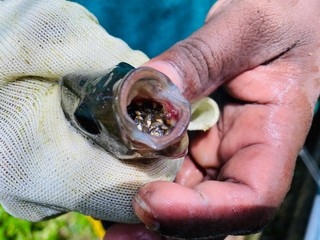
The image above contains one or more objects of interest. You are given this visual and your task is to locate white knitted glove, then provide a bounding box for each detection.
[0,0,185,223]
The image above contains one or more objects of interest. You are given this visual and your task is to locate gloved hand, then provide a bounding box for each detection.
[0,0,191,223]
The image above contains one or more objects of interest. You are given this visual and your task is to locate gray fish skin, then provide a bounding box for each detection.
[61,62,190,160]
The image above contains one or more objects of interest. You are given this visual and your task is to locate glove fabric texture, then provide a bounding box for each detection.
[0,0,184,223]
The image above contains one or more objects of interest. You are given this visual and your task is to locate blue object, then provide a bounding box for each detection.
[304,190,320,240]
[72,0,216,57]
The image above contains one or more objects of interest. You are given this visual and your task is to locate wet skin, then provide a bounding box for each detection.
[105,0,320,239]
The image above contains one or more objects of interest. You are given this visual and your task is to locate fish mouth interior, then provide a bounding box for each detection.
[116,66,190,153]
[127,96,178,137]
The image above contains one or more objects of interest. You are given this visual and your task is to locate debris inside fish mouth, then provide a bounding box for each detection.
[127,99,177,137]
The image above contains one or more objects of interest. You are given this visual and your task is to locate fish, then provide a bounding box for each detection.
[60,62,191,160]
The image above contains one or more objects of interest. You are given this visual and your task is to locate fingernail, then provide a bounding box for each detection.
[133,194,160,232]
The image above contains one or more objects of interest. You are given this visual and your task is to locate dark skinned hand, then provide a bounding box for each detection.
[105,0,320,239]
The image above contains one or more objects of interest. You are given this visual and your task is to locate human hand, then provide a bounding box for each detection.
[105,0,320,239]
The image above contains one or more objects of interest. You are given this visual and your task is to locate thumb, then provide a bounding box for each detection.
[143,0,300,101]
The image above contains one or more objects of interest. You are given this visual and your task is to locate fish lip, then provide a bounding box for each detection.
[114,66,191,152]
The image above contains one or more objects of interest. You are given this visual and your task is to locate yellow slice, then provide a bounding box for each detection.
[188,97,220,131]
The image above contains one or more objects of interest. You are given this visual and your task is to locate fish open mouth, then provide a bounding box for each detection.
[61,63,191,159]
[127,97,177,137]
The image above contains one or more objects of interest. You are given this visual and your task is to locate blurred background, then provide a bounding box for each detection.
[0,206,102,239]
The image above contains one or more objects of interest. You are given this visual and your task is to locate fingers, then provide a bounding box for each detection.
[172,66,311,238]
[104,223,161,240]
[189,126,221,168]
[133,181,276,239]
[174,155,205,187]
[133,121,297,239]
[133,109,298,238]
[143,0,306,101]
